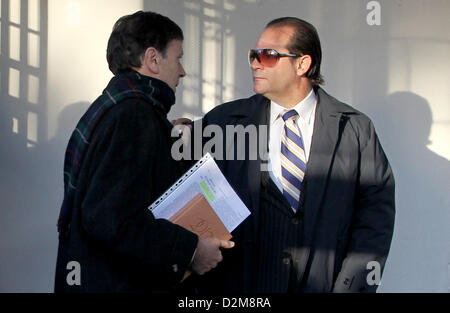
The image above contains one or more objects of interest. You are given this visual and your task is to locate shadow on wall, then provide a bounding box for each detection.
[0,0,53,292]
[0,0,48,152]
[378,92,450,292]
[145,0,270,121]
[0,1,89,292]
[0,98,89,292]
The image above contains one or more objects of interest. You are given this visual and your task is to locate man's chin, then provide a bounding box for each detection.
[253,85,266,95]
[253,79,268,93]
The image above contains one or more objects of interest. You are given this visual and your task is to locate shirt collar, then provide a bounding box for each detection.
[270,89,317,124]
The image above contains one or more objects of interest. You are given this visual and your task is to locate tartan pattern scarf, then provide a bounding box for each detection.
[57,71,175,239]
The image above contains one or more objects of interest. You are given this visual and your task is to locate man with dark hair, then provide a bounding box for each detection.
[194,17,395,293]
[54,11,233,293]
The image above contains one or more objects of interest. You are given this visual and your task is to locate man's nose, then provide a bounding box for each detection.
[250,58,262,70]
[180,65,187,78]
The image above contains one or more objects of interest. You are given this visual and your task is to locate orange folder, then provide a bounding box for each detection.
[170,193,232,281]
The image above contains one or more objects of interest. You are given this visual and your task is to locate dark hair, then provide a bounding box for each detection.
[266,17,324,85]
[107,11,183,75]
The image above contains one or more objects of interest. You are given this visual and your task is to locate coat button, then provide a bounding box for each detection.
[343,277,353,287]
[292,217,300,225]
[283,258,290,265]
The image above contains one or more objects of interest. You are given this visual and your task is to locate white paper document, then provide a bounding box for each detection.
[149,153,251,233]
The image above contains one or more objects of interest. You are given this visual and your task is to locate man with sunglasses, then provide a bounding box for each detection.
[193,17,395,293]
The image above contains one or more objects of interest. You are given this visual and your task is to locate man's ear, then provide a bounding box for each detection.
[142,47,160,74]
[296,55,312,77]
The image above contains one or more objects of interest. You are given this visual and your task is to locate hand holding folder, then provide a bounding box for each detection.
[149,154,250,282]
[169,193,233,281]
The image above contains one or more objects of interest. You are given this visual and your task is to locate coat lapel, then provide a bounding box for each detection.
[224,89,346,246]
[228,95,270,241]
[302,88,343,244]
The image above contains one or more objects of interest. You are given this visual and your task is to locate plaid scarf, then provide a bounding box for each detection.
[57,71,175,239]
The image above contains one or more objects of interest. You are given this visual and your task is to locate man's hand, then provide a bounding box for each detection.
[172,118,193,147]
[190,237,235,275]
[172,118,192,126]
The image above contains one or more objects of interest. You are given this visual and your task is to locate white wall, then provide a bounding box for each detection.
[0,0,143,293]
[0,0,449,292]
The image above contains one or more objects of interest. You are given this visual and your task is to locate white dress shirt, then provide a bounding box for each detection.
[268,89,318,192]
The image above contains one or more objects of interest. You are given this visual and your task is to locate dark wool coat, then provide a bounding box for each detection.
[54,77,198,293]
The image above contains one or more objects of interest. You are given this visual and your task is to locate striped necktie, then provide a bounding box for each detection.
[281,110,307,212]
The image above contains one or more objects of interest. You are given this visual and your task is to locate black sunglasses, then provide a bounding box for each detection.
[248,49,301,67]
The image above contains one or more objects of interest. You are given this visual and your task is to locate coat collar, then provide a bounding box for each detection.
[228,94,269,120]
[229,87,354,119]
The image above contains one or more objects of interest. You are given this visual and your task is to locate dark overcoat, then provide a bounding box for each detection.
[193,87,395,293]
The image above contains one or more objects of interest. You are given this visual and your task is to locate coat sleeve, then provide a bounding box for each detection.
[333,119,395,293]
[79,100,198,288]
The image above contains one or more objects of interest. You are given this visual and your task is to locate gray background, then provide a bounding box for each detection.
[0,0,449,292]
